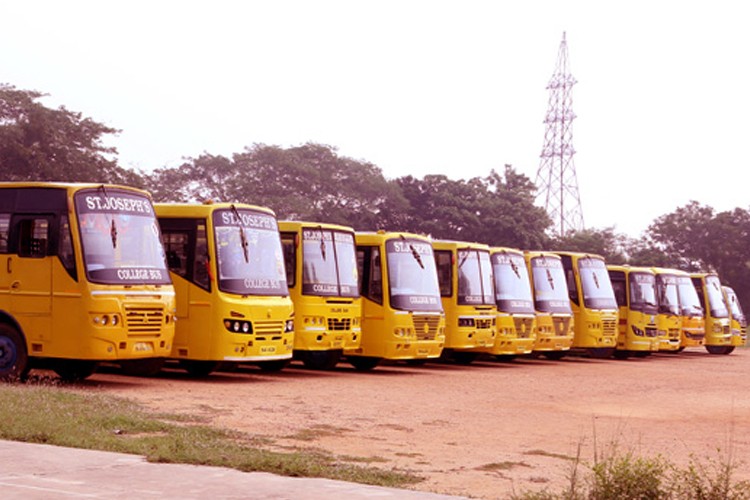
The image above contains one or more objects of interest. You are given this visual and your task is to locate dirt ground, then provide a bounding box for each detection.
[75,348,750,499]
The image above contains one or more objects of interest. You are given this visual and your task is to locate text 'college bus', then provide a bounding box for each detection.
[651,267,683,352]
[156,202,294,376]
[349,231,445,370]
[722,286,747,349]
[433,240,497,364]
[554,252,618,358]
[485,247,536,358]
[607,265,659,358]
[279,221,362,370]
[524,251,574,359]
[692,272,732,355]
[0,182,175,381]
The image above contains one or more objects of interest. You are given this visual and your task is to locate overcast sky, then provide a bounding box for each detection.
[1,1,748,237]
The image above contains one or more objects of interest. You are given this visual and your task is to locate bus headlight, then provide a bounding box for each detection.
[224,319,252,334]
[284,319,294,333]
[631,325,645,337]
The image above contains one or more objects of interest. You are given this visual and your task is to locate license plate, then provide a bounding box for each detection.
[133,342,153,353]
[261,346,277,354]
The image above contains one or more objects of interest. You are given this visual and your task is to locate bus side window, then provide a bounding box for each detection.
[612,279,626,307]
[565,269,579,305]
[192,223,210,291]
[435,250,452,297]
[0,213,9,254]
[357,246,382,305]
[58,215,77,279]
[18,218,49,258]
[280,233,296,287]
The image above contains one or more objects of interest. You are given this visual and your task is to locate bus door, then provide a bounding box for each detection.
[7,214,54,341]
[159,218,212,357]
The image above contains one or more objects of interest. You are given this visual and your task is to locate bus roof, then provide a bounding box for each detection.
[154,202,276,218]
[278,220,355,233]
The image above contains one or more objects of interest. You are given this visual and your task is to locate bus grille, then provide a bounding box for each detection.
[668,328,681,339]
[514,317,534,338]
[645,327,658,337]
[553,316,572,337]
[602,319,617,335]
[476,318,493,330]
[413,315,440,341]
[254,320,284,336]
[125,307,164,334]
[328,317,351,331]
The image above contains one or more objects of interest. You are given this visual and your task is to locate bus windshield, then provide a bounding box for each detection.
[213,208,288,296]
[530,256,572,314]
[629,272,657,313]
[457,248,494,306]
[578,257,617,310]
[705,276,729,318]
[655,274,680,315]
[75,189,170,285]
[302,228,359,298]
[492,252,534,314]
[386,238,442,312]
[677,276,703,316]
[725,289,745,321]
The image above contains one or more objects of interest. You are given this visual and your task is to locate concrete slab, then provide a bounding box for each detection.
[0,440,465,499]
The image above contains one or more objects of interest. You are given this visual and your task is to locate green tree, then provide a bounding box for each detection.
[0,84,140,186]
[546,227,628,264]
[396,165,550,249]
[145,143,406,230]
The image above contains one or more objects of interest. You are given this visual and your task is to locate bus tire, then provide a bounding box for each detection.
[494,355,517,362]
[302,350,342,370]
[0,323,29,382]
[120,358,165,377]
[613,350,631,360]
[180,360,220,377]
[53,360,98,382]
[257,359,289,372]
[542,351,567,360]
[706,345,734,355]
[451,351,479,365]
[348,356,381,371]
[588,348,615,359]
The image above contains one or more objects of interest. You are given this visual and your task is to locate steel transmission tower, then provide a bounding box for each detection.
[535,32,584,237]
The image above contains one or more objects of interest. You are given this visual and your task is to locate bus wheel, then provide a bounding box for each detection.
[494,355,517,362]
[348,356,381,371]
[542,351,567,361]
[180,360,220,377]
[257,360,289,372]
[120,358,165,377]
[588,348,615,359]
[0,324,29,382]
[53,360,98,382]
[613,350,631,360]
[302,350,342,370]
[706,345,734,355]
[451,351,479,365]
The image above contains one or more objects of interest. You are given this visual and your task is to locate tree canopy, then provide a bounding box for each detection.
[0,84,141,186]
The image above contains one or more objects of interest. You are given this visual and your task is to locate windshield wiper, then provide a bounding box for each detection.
[400,235,424,269]
[230,204,249,263]
[99,185,117,249]
[318,225,327,261]
[546,268,555,290]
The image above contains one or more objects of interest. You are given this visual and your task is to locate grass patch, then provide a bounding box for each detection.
[0,384,421,488]
[478,461,531,472]
[285,424,351,442]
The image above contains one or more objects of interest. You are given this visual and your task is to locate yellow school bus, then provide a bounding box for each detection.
[156,202,294,376]
[691,272,732,355]
[607,265,660,358]
[650,268,683,352]
[484,247,536,359]
[432,240,496,364]
[723,286,747,350]
[279,221,362,369]
[0,182,175,381]
[524,251,574,359]
[553,252,618,358]
[347,231,445,370]
[674,270,705,348]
